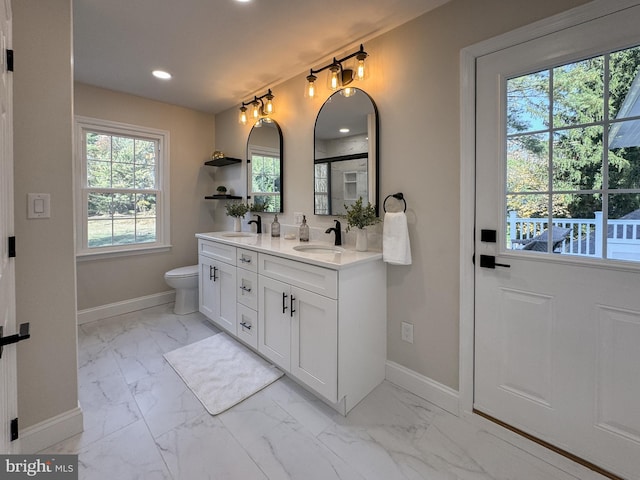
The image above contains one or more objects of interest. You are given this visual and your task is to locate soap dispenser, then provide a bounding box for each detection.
[299,215,309,242]
[271,214,280,237]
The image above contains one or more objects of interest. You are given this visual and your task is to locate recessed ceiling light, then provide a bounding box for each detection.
[236,0,251,2]
[339,128,350,133]
[152,70,172,80]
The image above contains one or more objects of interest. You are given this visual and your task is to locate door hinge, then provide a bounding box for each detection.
[6,49,13,72]
[8,236,16,258]
[10,418,18,441]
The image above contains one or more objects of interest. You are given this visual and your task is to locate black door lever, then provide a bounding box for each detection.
[0,322,30,359]
[479,254,511,269]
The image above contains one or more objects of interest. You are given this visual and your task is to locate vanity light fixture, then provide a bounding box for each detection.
[305,44,368,98]
[238,89,275,126]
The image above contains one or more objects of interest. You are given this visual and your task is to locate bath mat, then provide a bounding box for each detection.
[164,333,283,415]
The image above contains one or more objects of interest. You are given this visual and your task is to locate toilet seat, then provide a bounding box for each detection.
[165,265,198,278]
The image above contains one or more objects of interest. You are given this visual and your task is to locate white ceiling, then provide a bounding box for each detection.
[73,0,450,114]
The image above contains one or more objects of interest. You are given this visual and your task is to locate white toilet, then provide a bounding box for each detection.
[164,265,199,314]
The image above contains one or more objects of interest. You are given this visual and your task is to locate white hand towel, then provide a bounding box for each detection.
[383,212,412,265]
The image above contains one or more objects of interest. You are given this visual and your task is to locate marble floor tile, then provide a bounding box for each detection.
[155,413,268,480]
[130,367,206,438]
[61,304,609,480]
[77,420,171,480]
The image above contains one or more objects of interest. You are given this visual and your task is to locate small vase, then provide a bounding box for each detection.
[233,217,241,232]
[355,228,368,252]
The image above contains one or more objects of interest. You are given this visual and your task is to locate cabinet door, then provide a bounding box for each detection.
[199,259,217,320]
[291,287,338,402]
[216,260,237,335]
[258,275,290,370]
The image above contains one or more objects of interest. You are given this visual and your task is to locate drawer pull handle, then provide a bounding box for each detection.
[240,256,252,264]
[282,292,288,313]
[240,321,252,331]
[239,285,252,293]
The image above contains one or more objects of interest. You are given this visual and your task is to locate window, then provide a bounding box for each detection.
[314,163,329,215]
[505,44,640,261]
[248,146,281,212]
[75,117,170,257]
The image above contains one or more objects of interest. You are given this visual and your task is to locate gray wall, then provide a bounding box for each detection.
[14,0,78,429]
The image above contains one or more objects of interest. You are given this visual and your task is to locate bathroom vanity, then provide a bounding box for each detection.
[196,232,387,415]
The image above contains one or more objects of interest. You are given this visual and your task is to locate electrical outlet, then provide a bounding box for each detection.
[401,322,414,343]
[293,212,304,225]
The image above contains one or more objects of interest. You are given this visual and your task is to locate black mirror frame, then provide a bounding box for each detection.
[246,120,284,213]
[313,89,379,216]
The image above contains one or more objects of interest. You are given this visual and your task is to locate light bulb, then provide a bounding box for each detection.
[264,94,274,115]
[251,101,260,120]
[238,106,247,125]
[356,52,367,81]
[305,73,317,98]
[328,65,340,91]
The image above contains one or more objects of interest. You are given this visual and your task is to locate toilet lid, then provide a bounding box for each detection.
[166,265,198,278]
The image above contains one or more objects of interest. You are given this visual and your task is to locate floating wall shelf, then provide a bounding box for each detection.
[205,157,241,167]
[205,194,242,200]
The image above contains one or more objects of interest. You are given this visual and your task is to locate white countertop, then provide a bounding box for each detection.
[196,231,383,269]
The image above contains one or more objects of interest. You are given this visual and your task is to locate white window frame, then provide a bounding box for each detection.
[74,116,171,259]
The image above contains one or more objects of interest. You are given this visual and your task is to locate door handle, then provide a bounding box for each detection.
[212,266,218,281]
[480,254,510,269]
[282,292,288,313]
[290,295,296,317]
[0,323,30,359]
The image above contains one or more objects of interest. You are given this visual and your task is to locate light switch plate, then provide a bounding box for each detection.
[27,193,50,219]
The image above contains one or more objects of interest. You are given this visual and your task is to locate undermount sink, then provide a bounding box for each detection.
[221,232,257,237]
[293,244,344,254]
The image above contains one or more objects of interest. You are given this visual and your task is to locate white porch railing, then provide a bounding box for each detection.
[507,211,640,261]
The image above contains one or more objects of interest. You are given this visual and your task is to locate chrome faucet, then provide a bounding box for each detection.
[248,214,262,234]
[325,219,342,246]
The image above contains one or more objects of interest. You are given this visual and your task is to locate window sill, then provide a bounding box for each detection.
[76,244,172,261]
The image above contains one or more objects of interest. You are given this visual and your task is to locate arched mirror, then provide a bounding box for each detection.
[247,119,283,212]
[314,88,378,215]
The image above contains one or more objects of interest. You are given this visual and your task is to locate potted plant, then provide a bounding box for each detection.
[344,197,380,251]
[225,201,249,232]
[216,185,227,195]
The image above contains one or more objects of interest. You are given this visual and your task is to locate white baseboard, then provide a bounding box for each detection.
[385,361,459,416]
[77,291,175,324]
[20,406,84,454]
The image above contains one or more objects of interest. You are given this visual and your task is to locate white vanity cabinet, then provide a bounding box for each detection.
[198,240,237,335]
[196,233,387,415]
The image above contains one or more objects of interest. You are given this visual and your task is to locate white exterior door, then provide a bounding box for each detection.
[0,0,16,454]
[475,6,640,479]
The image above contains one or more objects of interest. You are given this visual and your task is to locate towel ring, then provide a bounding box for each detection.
[383,192,406,213]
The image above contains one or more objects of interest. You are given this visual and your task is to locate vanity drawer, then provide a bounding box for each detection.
[258,253,337,299]
[237,269,258,310]
[236,304,258,350]
[237,248,258,272]
[199,239,236,265]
